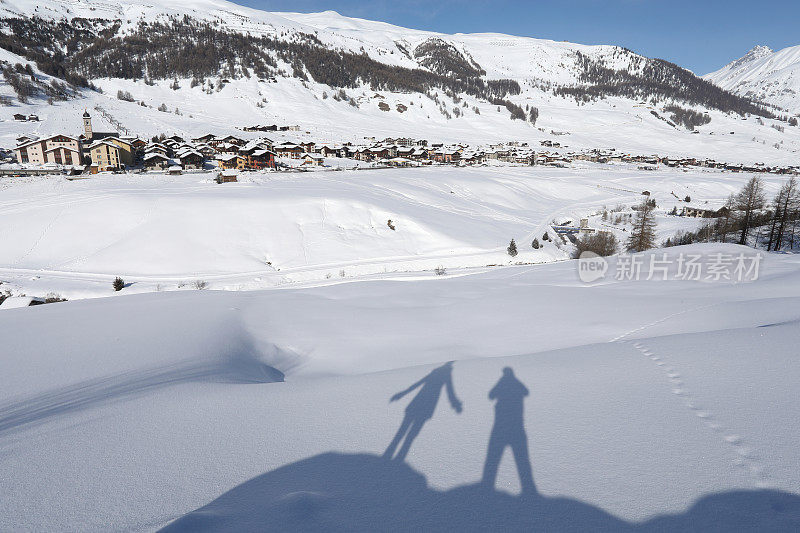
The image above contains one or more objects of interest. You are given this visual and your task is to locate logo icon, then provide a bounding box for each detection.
[578,251,608,283]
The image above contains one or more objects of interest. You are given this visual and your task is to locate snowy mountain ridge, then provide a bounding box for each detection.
[0,0,770,110]
[0,0,798,164]
[704,44,800,115]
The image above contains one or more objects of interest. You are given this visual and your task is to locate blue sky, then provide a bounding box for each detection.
[237,0,799,74]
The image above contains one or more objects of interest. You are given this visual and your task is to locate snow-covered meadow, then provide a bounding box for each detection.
[0,163,783,300]
[1,164,800,530]
[1,242,800,531]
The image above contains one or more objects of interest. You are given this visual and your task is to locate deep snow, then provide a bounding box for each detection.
[1,245,799,531]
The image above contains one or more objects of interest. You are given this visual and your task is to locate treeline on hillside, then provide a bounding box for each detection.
[0,15,521,105]
[664,105,711,130]
[555,50,775,118]
[413,38,485,77]
[1,61,76,103]
[0,17,106,88]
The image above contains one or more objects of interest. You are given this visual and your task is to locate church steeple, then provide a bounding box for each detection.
[83,110,92,139]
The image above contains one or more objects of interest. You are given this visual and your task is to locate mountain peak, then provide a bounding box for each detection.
[728,45,774,69]
[746,45,773,58]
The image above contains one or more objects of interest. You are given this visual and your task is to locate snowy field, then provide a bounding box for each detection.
[0,163,785,301]
[1,243,800,531]
[1,164,800,531]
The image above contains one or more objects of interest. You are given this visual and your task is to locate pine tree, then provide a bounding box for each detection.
[113,277,125,291]
[507,239,518,257]
[767,177,798,251]
[531,238,540,249]
[627,199,657,252]
[733,177,766,245]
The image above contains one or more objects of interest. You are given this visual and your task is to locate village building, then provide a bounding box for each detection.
[387,157,415,167]
[216,169,239,183]
[88,141,123,172]
[354,147,372,161]
[216,154,247,170]
[317,145,344,158]
[248,149,276,170]
[195,144,217,158]
[274,143,304,159]
[386,137,415,147]
[216,142,241,155]
[432,149,460,164]
[142,152,171,171]
[176,149,205,169]
[146,143,170,157]
[682,205,731,218]
[103,137,135,167]
[209,135,245,148]
[14,135,82,166]
[241,138,274,153]
[299,153,324,167]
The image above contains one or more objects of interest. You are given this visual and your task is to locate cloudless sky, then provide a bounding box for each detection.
[236,0,799,74]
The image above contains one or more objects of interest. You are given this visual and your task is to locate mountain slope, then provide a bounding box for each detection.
[704,45,800,115]
[0,0,798,164]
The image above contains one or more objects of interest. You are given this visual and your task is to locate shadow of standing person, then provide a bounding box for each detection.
[384,361,462,461]
[482,367,536,496]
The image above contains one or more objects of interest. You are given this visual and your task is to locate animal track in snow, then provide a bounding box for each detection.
[625,339,773,489]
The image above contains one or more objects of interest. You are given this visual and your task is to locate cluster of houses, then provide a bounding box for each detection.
[7,112,800,176]
[14,111,145,173]
[563,147,799,174]
[11,112,282,174]
[143,134,278,172]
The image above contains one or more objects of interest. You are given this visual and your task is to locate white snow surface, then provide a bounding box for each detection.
[1,244,800,531]
[0,164,772,300]
[1,164,800,530]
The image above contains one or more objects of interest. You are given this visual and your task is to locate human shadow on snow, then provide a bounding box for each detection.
[161,452,800,532]
[384,361,462,461]
[162,365,800,532]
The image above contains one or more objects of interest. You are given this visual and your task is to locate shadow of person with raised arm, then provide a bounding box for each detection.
[481,367,536,496]
[384,361,462,461]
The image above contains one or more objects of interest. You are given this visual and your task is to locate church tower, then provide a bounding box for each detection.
[83,110,92,139]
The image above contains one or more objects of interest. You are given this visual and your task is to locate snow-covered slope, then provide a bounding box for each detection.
[1,245,800,531]
[0,164,776,300]
[705,45,800,115]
